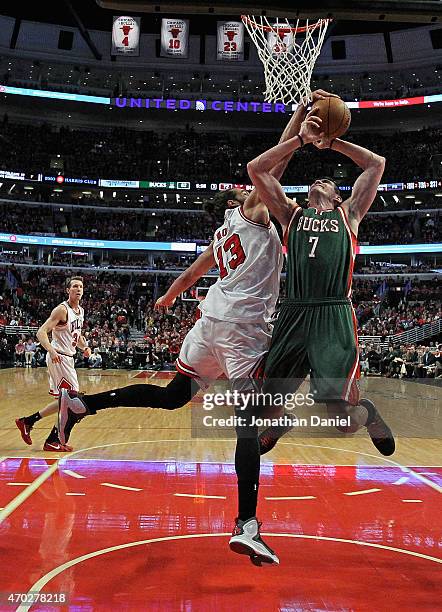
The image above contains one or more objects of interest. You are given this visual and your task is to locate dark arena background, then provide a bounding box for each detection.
[0,1,441,610]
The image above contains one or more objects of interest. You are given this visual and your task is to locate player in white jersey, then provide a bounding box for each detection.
[15,276,91,452]
[58,189,283,564]
[57,91,338,564]
[175,203,282,386]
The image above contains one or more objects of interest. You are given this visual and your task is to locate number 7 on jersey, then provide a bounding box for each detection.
[308,236,319,258]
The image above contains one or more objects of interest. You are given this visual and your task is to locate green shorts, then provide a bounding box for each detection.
[263,298,360,405]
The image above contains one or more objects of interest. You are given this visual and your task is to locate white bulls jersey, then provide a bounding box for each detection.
[51,301,84,357]
[200,206,283,323]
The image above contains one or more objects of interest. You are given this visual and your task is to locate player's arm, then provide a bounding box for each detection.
[242,103,306,224]
[315,138,385,232]
[244,90,337,224]
[77,335,91,358]
[36,304,67,363]
[332,139,385,228]
[247,137,302,230]
[155,243,216,310]
[247,111,323,230]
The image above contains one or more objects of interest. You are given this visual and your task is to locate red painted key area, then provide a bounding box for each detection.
[1,459,440,611]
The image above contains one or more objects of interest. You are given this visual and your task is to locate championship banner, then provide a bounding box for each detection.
[267,24,294,55]
[160,18,189,58]
[217,21,244,60]
[112,16,141,55]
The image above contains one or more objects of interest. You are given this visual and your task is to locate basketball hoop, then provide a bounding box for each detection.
[241,15,331,105]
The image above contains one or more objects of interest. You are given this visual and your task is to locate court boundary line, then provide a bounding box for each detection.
[16,532,442,612]
[60,439,442,492]
[2,436,440,523]
[278,441,442,493]
[8,455,439,467]
[0,461,59,524]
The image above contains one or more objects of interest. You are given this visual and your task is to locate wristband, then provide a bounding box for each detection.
[297,134,304,147]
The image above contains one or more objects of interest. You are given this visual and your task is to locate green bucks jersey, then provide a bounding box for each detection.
[284,206,357,300]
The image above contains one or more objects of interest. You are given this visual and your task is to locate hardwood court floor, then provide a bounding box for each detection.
[1,368,441,611]
[1,367,440,465]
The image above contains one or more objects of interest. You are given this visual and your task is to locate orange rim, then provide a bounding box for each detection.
[241,15,331,34]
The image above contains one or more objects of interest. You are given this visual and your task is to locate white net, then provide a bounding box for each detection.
[241,15,331,105]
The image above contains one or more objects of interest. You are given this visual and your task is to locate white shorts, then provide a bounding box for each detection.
[46,352,79,397]
[176,315,271,389]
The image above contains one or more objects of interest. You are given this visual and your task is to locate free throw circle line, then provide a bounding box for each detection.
[16,532,442,611]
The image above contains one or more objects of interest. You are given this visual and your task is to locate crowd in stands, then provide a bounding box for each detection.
[1,108,441,380]
[357,213,440,245]
[357,302,441,337]
[0,122,440,185]
[3,53,439,102]
[3,51,440,103]
[354,277,441,337]
[353,262,438,275]
[359,343,442,379]
[0,267,199,370]
[0,203,213,243]
[6,329,441,379]
[1,268,441,375]
[1,248,439,277]
[0,249,198,271]
[4,185,440,213]
[1,200,440,246]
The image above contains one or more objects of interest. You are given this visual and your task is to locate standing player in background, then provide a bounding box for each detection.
[15,276,91,452]
[247,108,395,456]
[57,91,338,565]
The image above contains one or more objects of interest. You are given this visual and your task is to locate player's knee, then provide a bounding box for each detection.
[162,373,195,410]
[162,392,188,410]
[234,406,258,438]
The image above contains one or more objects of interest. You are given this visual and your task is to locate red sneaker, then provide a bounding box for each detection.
[43,441,73,452]
[15,418,33,445]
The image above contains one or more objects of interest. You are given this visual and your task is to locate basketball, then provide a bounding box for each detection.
[310,96,351,139]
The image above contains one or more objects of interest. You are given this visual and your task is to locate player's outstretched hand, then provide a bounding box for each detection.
[311,89,339,102]
[299,110,324,144]
[155,295,176,311]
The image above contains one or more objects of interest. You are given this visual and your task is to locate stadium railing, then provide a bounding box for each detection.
[389,318,442,346]
[359,317,442,348]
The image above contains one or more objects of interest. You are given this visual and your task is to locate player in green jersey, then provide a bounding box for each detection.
[248,108,395,457]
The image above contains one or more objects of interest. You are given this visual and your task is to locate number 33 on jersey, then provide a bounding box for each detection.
[200,206,283,324]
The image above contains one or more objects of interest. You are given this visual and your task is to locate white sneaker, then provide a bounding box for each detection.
[229,517,279,565]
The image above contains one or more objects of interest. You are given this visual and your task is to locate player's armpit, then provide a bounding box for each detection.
[36,304,67,354]
[242,194,270,226]
[39,304,68,334]
[342,160,385,229]
[282,202,302,245]
[247,168,298,231]
[330,138,385,228]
